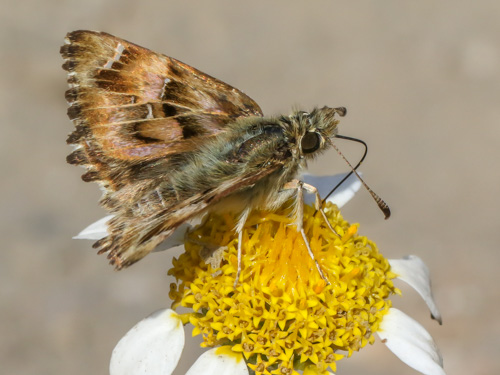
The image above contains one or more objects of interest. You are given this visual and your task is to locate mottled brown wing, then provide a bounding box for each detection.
[61,30,263,210]
[96,162,283,269]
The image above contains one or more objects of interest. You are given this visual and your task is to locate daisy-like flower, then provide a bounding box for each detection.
[76,174,444,375]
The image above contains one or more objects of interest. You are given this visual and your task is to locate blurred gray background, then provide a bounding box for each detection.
[1,1,498,374]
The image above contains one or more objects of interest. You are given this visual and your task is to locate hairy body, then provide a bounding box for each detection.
[61,30,344,269]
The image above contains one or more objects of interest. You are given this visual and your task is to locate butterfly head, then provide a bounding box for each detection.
[282,106,346,160]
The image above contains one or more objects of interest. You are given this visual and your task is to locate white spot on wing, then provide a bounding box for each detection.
[104,43,125,69]
[156,189,166,208]
[160,78,171,99]
[146,104,154,119]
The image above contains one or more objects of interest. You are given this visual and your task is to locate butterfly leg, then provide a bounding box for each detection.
[234,207,251,287]
[300,182,339,238]
[283,180,329,283]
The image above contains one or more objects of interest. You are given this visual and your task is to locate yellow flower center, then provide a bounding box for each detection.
[169,202,398,375]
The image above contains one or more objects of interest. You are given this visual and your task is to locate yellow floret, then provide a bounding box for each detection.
[169,202,396,374]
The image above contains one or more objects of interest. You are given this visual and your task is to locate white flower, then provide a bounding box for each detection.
[75,173,445,374]
[109,256,444,375]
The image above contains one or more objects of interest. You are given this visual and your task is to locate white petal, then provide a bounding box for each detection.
[378,308,445,375]
[73,215,113,240]
[110,309,185,375]
[185,347,249,375]
[74,216,191,252]
[302,172,362,208]
[389,256,442,324]
[153,222,193,252]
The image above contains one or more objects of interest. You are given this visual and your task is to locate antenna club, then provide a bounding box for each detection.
[327,136,391,220]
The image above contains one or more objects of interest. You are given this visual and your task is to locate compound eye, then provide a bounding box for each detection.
[301,132,321,153]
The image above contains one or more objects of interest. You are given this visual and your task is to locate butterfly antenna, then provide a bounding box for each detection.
[324,136,391,219]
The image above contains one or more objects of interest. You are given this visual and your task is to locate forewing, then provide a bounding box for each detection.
[61,30,263,210]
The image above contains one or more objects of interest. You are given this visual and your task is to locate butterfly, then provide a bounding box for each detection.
[61,30,388,276]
